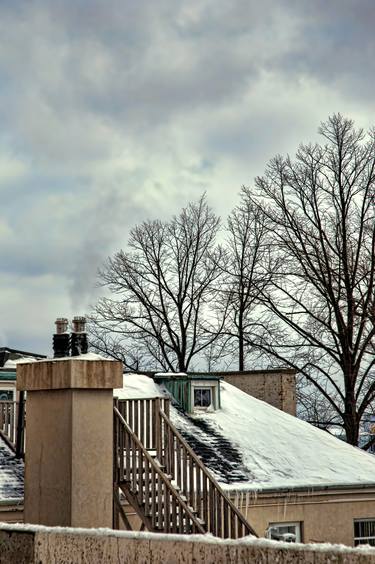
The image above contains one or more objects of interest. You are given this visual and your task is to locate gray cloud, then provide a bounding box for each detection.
[0,0,374,353]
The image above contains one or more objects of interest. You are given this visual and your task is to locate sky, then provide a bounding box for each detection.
[0,0,375,355]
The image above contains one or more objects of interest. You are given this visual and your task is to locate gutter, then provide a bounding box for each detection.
[225,481,375,496]
[0,498,23,507]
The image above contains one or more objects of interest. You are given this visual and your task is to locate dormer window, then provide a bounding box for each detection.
[194,387,212,408]
[191,380,219,412]
[154,372,221,413]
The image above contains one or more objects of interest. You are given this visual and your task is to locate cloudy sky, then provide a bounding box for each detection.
[0,0,374,354]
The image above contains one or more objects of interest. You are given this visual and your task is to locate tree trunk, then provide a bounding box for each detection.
[344,417,359,446]
[238,310,244,371]
[344,387,359,446]
[239,335,244,371]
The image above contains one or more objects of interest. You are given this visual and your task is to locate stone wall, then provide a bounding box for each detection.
[221,369,296,415]
[1,524,375,564]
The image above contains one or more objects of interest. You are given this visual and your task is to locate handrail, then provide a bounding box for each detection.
[114,406,205,534]
[0,401,18,451]
[159,409,257,538]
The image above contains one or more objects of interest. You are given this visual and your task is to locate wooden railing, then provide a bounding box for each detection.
[114,405,205,534]
[117,397,170,453]
[0,397,26,458]
[0,401,17,449]
[158,410,256,539]
[114,396,257,538]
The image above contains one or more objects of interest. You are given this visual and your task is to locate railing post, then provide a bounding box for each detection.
[113,397,119,486]
[155,397,161,462]
[15,391,25,459]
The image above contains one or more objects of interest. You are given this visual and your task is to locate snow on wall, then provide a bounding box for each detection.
[1,523,375,563]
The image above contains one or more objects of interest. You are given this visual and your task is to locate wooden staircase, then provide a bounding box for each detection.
[113,397,257,538]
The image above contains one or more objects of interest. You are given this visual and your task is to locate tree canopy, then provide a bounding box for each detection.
[90,196,224,372]
[248,114,375,446]
[91,114,375,448]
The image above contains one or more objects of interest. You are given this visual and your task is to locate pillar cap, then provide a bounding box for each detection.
[16,358,123,391]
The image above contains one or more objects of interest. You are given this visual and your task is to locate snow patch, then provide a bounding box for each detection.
[114,373,165,399]
[4,357,38,368]
[0,523,374,555]
[21,353,114,364]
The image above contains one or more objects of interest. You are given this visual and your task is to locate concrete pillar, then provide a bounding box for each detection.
[17,358,123,528]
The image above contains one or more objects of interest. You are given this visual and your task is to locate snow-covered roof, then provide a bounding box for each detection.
[115,374,165,399]
[0,438,23,502]
[3,357,37,369]
[117,374,375,492]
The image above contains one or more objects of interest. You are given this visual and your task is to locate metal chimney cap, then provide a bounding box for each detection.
[55,318,69,334]
[72,316,86,333]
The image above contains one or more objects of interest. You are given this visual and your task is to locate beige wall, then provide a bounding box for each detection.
[118,487,375,549]
[24,389,114,528]
[0,505,23,523]
[222,369,296,415]
[1,524,375,563]
[235,487,375,546]
[18,358,122,530]
[4,488,374,549]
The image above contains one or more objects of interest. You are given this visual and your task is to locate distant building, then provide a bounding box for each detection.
[0,347,46,401]
[1,362,375,547]
[118,372,375,547]
[0,347,46,368]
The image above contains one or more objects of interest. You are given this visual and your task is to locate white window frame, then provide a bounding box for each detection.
[0,388,15,401]
[354,519,375,546]
[191,380,219,412]
[267,522,302,543]
[193,387,212,408]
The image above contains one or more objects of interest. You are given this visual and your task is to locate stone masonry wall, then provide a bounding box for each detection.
[1,524,375,564]
[221,369,296,416]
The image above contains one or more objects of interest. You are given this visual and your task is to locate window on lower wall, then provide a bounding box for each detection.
[354,519,375,546]
[267,522,302,543]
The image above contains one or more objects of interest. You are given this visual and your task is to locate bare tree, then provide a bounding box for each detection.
[249,114,375,447]
[87,320,146,371]
[90,196,225,372]
[219,187,272,370]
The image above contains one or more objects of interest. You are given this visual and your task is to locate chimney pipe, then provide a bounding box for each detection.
[71,316,88,356]
[53,318,70,358]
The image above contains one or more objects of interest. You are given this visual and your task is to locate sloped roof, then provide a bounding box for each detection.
[118,374,375,492]
[0,438,24,502]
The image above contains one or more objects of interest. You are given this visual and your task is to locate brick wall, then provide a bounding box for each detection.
[221,369,296,415]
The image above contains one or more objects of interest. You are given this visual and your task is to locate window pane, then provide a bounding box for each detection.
[194,388,212,407]
[268,523,301,543]
[0,390,13,401]
[354,520,375,546]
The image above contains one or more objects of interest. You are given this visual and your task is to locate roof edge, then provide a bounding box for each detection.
[225,482,375,495]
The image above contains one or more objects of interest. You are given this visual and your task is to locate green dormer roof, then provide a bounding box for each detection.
[154,373,222,382]
[0,371,16,382]
[153,372,221,412]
